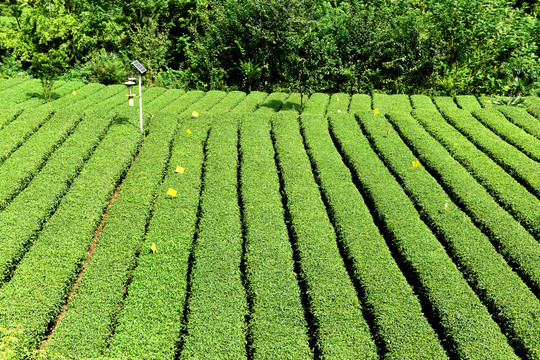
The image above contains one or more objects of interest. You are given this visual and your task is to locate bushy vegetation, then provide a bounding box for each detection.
[300,113,447,358]
[329,112,518,359]
[0,0,538,96]
[0,79,539,359]
[359,110,540,357]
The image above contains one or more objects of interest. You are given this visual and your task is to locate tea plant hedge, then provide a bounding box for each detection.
[0,81,538,359]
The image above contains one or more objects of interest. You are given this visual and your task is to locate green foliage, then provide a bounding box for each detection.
[0,0,538,94]
[94,92,237,359]
[15,80,84,108]
[159,89,205,112]
[454,95,483,111]
[183,0,539,94]
[272,112,378,358]
[0,54,28,78]
[280,92,302,112]
[492,95,525,106]
[0,0,537,95]
[0,84,539,357]
[0,78,24,91]
[185,89,227,110]
[524,96,540,117]
[0,78,41,108]
[473,108,540,162]
[301,93,329,115]
[0,91,127,292]
[43,95,182,359]
[210,90,245,112]
[255,92,288,113]
[0,107,143,358]
[405,108,540,292]
[348,94,372,113]
[326,93,348,114]
[497,104,540,139]
[180,115,248,359]
[359,109,540,358]
[184,0,312,91]
[0,326,35,360]
[229,91,268,113]
[424,0,540,94]
[300,113,447,358]
[128,18,171,87]
[103,93,210,359]
[239,60,262,92]
[0,107,22,132]
[329,112,518,359]
[240,114,312,358]
[155,67,190,89]
[0,108,54,164]
[84,51,127,85]
[372,93,412,114]
[410,94,438,110]
[10,2,81,102]
[434,98,540,200]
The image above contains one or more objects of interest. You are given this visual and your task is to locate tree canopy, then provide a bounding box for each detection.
[0,0,538,96]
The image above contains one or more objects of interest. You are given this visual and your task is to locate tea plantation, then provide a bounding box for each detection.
[0,79,539,359]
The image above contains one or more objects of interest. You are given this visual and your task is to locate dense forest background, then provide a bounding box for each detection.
[0,0,538,96]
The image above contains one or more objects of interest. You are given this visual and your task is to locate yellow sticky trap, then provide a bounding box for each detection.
[337,97,340,102]
[176,166,185,174]
[186,129,192,135]
[374,108,380,115]
[192,111,199,117]
[128,98,134,107]
[167,188,178,197]
[151,242,157,254]
[337,109,342,113]
[412,160,420,169]
[445,201,449,210]
[72,91,77,96]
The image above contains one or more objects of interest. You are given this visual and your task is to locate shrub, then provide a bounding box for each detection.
[86,51,128,85]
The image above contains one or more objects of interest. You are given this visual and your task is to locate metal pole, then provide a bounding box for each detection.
[138,74,143,132]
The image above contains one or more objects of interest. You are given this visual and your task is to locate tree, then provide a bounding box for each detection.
[287,33,316,114]
[128,18,171,87]
[187,0,317,91]
[10,0,80,102]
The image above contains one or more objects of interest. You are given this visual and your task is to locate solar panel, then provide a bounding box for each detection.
[132,60,147,74]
